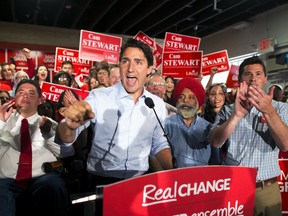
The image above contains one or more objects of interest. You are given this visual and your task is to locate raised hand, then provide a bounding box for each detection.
[60,100,95,130]
[0,100,14,122]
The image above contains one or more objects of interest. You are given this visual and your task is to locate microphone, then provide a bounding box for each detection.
[144,97,177,168]
[42,161,64,173]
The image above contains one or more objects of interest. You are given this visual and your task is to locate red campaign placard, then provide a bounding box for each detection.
[41,81,89,102]
[54,47,92,75]
[7,49,37,72]
[134,31,155,49]
[202,50,230,76]
[278,159,288,214]
[103,166,257,216]
[162,51,202,79]
[153,43,163,70]
[163,32,201,52]
[79,30,122,64]
[226,65,240,89]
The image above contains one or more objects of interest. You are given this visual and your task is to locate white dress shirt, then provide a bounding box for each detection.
[0,112,74,179]
[67,82,170,179]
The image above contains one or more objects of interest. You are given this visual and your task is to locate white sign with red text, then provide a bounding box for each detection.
[163,32,201,52]
[202,50,230,76]
[41,81,89,102]
[54,47,92,75]
[162,51,202,79]
[79,30,122,64]
[104,166,256,216]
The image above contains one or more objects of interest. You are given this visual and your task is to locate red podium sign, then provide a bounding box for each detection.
[103,166,257,216]
[279,159,288,214]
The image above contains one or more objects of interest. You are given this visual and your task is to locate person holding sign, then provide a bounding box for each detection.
[56,38,173,185]
[209,56,288,216]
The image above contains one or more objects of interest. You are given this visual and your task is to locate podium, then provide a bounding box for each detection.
[103,166,257,216]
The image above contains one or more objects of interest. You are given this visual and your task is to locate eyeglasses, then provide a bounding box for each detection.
[58,77,68,81]
[147,82,165,87]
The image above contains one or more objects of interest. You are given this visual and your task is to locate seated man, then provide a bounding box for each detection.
[0,79,74,216]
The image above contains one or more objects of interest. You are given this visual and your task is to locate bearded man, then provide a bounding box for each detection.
[164,77,219,167]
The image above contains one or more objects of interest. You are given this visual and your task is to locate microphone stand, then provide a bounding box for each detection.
[150,106,177,168]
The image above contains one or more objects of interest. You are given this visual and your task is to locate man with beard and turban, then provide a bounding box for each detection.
[164,77,220,167]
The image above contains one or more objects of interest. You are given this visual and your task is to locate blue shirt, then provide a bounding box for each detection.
[75,82,169,179]
[164,114,212,167]
[211,101,288,181]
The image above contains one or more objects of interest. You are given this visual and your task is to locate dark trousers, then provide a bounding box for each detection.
[0,173,70,216]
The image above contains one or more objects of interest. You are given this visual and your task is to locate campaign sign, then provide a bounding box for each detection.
[202,50,230,76]
[104,166,257,216]
[226,65,240,89]
[278,159,288,214]
[162,51,202,79]
[41,81,89,102]
[163,32,201,52]
[7,49,37,71]
[154,43,163,70]
[79,30,122,64]
[134,31,155,49]
[54,47,92,75]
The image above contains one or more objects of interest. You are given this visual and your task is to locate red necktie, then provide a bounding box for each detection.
[16,118,32,188]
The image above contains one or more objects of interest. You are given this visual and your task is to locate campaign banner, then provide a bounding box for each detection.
[153,43,163,70]
[226,65,240,89]
[54,47,92,75]
[278,159,288,214]
[202,50,230,76]
[103,166,257,216]
[162,51,202,79]
[7,49,37,71]
[79,30,122,64]
[41,81,89,102]
[163,32,201,52]
[134,31,155,49]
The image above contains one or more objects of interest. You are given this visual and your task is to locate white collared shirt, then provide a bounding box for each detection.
[0,112,74,179]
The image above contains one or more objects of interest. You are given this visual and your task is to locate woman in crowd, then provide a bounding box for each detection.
[0,90,11,107]
[10,70,29,97]
[163,75,176,106]
[202,82,228,164]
